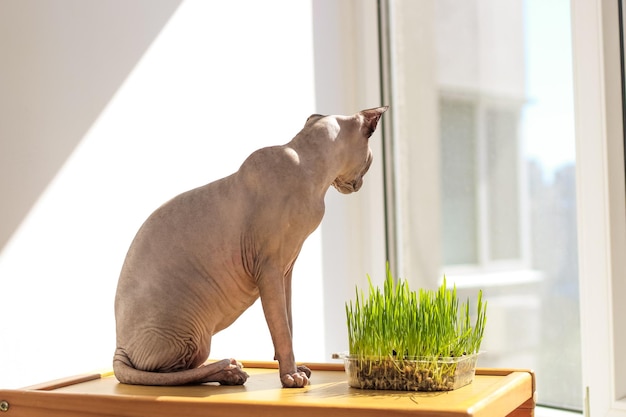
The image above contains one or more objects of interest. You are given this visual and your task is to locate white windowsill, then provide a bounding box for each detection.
[441,268,544,289]
[536,406,581,417]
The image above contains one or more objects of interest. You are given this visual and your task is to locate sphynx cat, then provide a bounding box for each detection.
[113,106,388,388]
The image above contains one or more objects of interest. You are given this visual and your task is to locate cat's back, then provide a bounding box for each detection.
[124,143,311,261]
[237,145,306,192]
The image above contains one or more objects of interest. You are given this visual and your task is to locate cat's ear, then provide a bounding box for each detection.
[306,114,324,124]
[359,106,389,138]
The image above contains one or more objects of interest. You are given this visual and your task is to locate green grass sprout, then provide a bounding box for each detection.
[344,263,487,391]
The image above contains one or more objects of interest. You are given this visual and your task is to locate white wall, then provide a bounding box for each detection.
[0,0,183,250]
[0,0,323,388]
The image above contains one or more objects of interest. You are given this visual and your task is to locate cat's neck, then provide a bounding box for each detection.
[286,136,344,196]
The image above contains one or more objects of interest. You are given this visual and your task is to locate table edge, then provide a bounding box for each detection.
[17,362,535,392]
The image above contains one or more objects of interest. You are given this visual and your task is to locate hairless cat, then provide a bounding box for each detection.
[113,106,388,388]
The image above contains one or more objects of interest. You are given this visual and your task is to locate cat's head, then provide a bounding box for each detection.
[328,106,388,194]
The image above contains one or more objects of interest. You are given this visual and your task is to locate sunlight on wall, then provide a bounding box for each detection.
[0,0,320,388]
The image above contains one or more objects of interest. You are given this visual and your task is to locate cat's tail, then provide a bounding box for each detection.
[113,349,248,386]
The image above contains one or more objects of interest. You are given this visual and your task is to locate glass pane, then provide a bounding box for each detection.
[385,0,580,410]
[486,107,521,261]
[441,98,478,265]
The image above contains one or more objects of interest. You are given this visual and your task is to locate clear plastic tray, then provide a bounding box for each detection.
[344,353,479,391]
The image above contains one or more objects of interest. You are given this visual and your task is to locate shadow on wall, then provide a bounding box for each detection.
[0,0,183,251]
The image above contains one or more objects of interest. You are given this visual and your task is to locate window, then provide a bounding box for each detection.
[379,0,581,410]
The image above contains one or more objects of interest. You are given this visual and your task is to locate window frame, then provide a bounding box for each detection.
[568,0,626,415]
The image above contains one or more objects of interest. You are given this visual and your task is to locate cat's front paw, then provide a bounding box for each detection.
[281,371,309,388]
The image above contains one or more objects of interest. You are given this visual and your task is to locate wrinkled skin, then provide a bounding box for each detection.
[113,106,388,387]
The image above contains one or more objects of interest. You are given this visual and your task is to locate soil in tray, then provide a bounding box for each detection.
[345,355,478,392]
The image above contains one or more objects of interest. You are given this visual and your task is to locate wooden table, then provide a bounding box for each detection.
[0,362,535,417]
